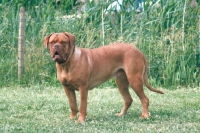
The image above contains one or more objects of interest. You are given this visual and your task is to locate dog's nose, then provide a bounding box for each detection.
[53,44,59,49]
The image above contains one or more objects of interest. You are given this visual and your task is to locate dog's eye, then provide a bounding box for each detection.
[61,42,67,45]
[50,42,55,45]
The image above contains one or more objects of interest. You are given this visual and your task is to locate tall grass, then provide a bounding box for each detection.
[0,0,199,88]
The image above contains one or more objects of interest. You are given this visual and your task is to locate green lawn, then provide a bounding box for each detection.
[0,86,200,133]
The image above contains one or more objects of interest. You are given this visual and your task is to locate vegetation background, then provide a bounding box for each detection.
[0,0,199,88]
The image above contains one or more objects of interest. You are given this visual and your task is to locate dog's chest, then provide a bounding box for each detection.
[65,81,77,90]
[61,72,71,83]
[58,71,78,90]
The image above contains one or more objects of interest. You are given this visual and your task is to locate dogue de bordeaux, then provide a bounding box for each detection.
[44,32,164,122]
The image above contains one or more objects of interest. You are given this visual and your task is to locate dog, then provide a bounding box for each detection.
[44,32,164,122]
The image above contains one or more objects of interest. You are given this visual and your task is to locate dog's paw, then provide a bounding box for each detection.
[140,112,151,119]
[139,116,149,119]
[76,120,85,123]
[139,112,150,119]
[115,113,125,117]
[76,119,85,123]
[69,114,77,119]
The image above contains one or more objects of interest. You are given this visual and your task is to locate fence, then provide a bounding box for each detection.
[0,1,199,87]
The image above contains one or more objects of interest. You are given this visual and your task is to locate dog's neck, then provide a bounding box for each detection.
[65,44,76,63]
[72,44,75,55]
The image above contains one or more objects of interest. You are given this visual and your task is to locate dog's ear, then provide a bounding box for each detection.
[64,32,76,62]
[43,34,52,48]
[64,32,75,46]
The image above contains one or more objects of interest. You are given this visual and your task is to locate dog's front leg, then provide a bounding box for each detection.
[77,86,89,123]
[62,85,79,119]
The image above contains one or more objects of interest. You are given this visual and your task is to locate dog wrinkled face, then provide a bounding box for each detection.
[46,33,71,63]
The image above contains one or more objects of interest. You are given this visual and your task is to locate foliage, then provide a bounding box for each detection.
[0,0,76,12]
[0,0,199,88]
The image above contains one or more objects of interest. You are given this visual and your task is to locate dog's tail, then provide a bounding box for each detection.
[143,60,164,94]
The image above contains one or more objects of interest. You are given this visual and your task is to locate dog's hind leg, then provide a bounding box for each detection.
[115,72,133,117]
[127,74,149,118]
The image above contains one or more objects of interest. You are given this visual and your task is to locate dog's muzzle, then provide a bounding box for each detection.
[52,44,66,63]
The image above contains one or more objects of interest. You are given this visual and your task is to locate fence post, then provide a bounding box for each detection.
[18,7,25,79]
[101,7,104,46]
[198,15,200,68]
[182,0,186,51]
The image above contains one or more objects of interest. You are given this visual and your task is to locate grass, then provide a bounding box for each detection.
[0,86,200,133]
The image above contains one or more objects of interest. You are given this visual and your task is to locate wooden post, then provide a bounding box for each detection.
[18,7,25,79]
[101,7,104,46]
[182,0,186,51]
[198,15,200,67]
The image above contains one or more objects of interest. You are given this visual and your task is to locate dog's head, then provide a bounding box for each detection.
[44,32,75,63]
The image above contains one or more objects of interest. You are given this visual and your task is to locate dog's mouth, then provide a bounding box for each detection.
[53,51,66,62]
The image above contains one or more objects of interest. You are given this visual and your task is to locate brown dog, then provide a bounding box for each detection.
[44,32,164,122]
